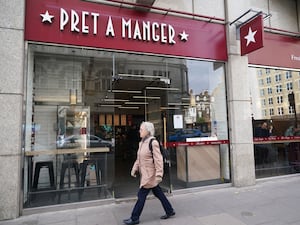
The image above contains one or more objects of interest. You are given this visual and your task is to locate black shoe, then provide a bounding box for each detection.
[123,218,140,225]
[160,211,175,219]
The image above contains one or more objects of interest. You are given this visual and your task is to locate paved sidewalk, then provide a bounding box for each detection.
[1,175,300,225]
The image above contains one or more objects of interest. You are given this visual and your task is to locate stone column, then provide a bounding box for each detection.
[0,0,25,220]
[224,0,256,187]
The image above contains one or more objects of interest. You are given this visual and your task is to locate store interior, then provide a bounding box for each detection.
[24,45,230,208]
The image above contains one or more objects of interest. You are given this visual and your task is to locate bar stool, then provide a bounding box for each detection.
[57,157,80,203]
[59,158,80,189]
[78,158,102,199]
[80,159,101,187]
[32,161,55,190]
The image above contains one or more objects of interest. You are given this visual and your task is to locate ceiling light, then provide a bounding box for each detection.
[109,90,142,94]
[133,96,161,99]
[168,103,190,105]
[104,98,129,102]
[125,102,149,105]
[118,73,164,79]
[118,74,170,84]
[160,107,180,110]
[181,97,190,101]
[145,87,179,91]
[118,106,139,109]
[99,104,122,107]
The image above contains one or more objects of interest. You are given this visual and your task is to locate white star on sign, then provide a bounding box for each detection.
[244,27,257,46]
[40,10,54,23]
[179,31,189,41]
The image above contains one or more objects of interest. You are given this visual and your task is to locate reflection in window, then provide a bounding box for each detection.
[277,96,283,104]
[249,67,300,134]
[286,71,292,79]
[268,98,273,105]
[276,85,282,93]
[278,107,284,115]
[275,74,281,82]
[267,87,272,94]
[183,60,228,140]
[287,82,293,90]
[259,79,264,85]
[289,106,294,114]
[257,70,262,76]
[251,66,300,177]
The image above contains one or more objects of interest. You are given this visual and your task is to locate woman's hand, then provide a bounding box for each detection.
[155,176,162,183]
[131,170,137,177]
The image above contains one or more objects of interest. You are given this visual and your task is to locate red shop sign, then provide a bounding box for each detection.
[25,0,227,61]
[240,14,264,56]
[249,32,300,69]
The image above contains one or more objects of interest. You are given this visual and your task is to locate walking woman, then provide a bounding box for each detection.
[123,121,175,225]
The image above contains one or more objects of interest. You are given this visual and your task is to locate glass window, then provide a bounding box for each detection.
[23,44,229,208]
[267,87,272,94]
[288,106,294,114]
[275,74,281,82]
[268,97,273,105]
[277,96,283,104]
[257,70,262,76]
[249,67,300,179]
[287,82,293,90]
[259,79,264,85]
[286,71,292,79]
[276,85,282,93]
[277,107,284,115]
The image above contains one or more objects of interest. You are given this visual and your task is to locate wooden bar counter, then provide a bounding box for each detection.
[176,144,221,184]
[25,147,110,156]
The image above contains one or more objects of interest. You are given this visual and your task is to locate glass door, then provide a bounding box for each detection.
[110,79,172,196]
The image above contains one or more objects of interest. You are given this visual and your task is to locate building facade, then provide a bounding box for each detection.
[1,0,300,220]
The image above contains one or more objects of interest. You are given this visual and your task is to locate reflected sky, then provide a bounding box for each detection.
[187,60,224,94]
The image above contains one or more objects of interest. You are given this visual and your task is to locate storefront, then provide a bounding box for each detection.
[248,32,300,177]
[23,0,230,208]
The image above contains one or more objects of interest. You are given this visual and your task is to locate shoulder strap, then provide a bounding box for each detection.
[149,137,155,162]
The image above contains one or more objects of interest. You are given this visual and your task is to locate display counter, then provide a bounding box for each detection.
[176,144,221,186]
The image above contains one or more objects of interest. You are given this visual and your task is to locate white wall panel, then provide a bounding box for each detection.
[269,0,298,32]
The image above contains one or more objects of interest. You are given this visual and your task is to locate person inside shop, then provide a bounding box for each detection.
[123,121,175,225]
[254,121,273,165]
[284,123,300,168]
[284,124,300,137]
[254,121,270,138]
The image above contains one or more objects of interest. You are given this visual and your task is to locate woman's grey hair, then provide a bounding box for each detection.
[141,121,155,136]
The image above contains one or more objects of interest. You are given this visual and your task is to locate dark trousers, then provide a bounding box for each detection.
[131,185,174,221]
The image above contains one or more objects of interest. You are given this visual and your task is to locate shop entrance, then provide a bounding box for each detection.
[109,77,171,198]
